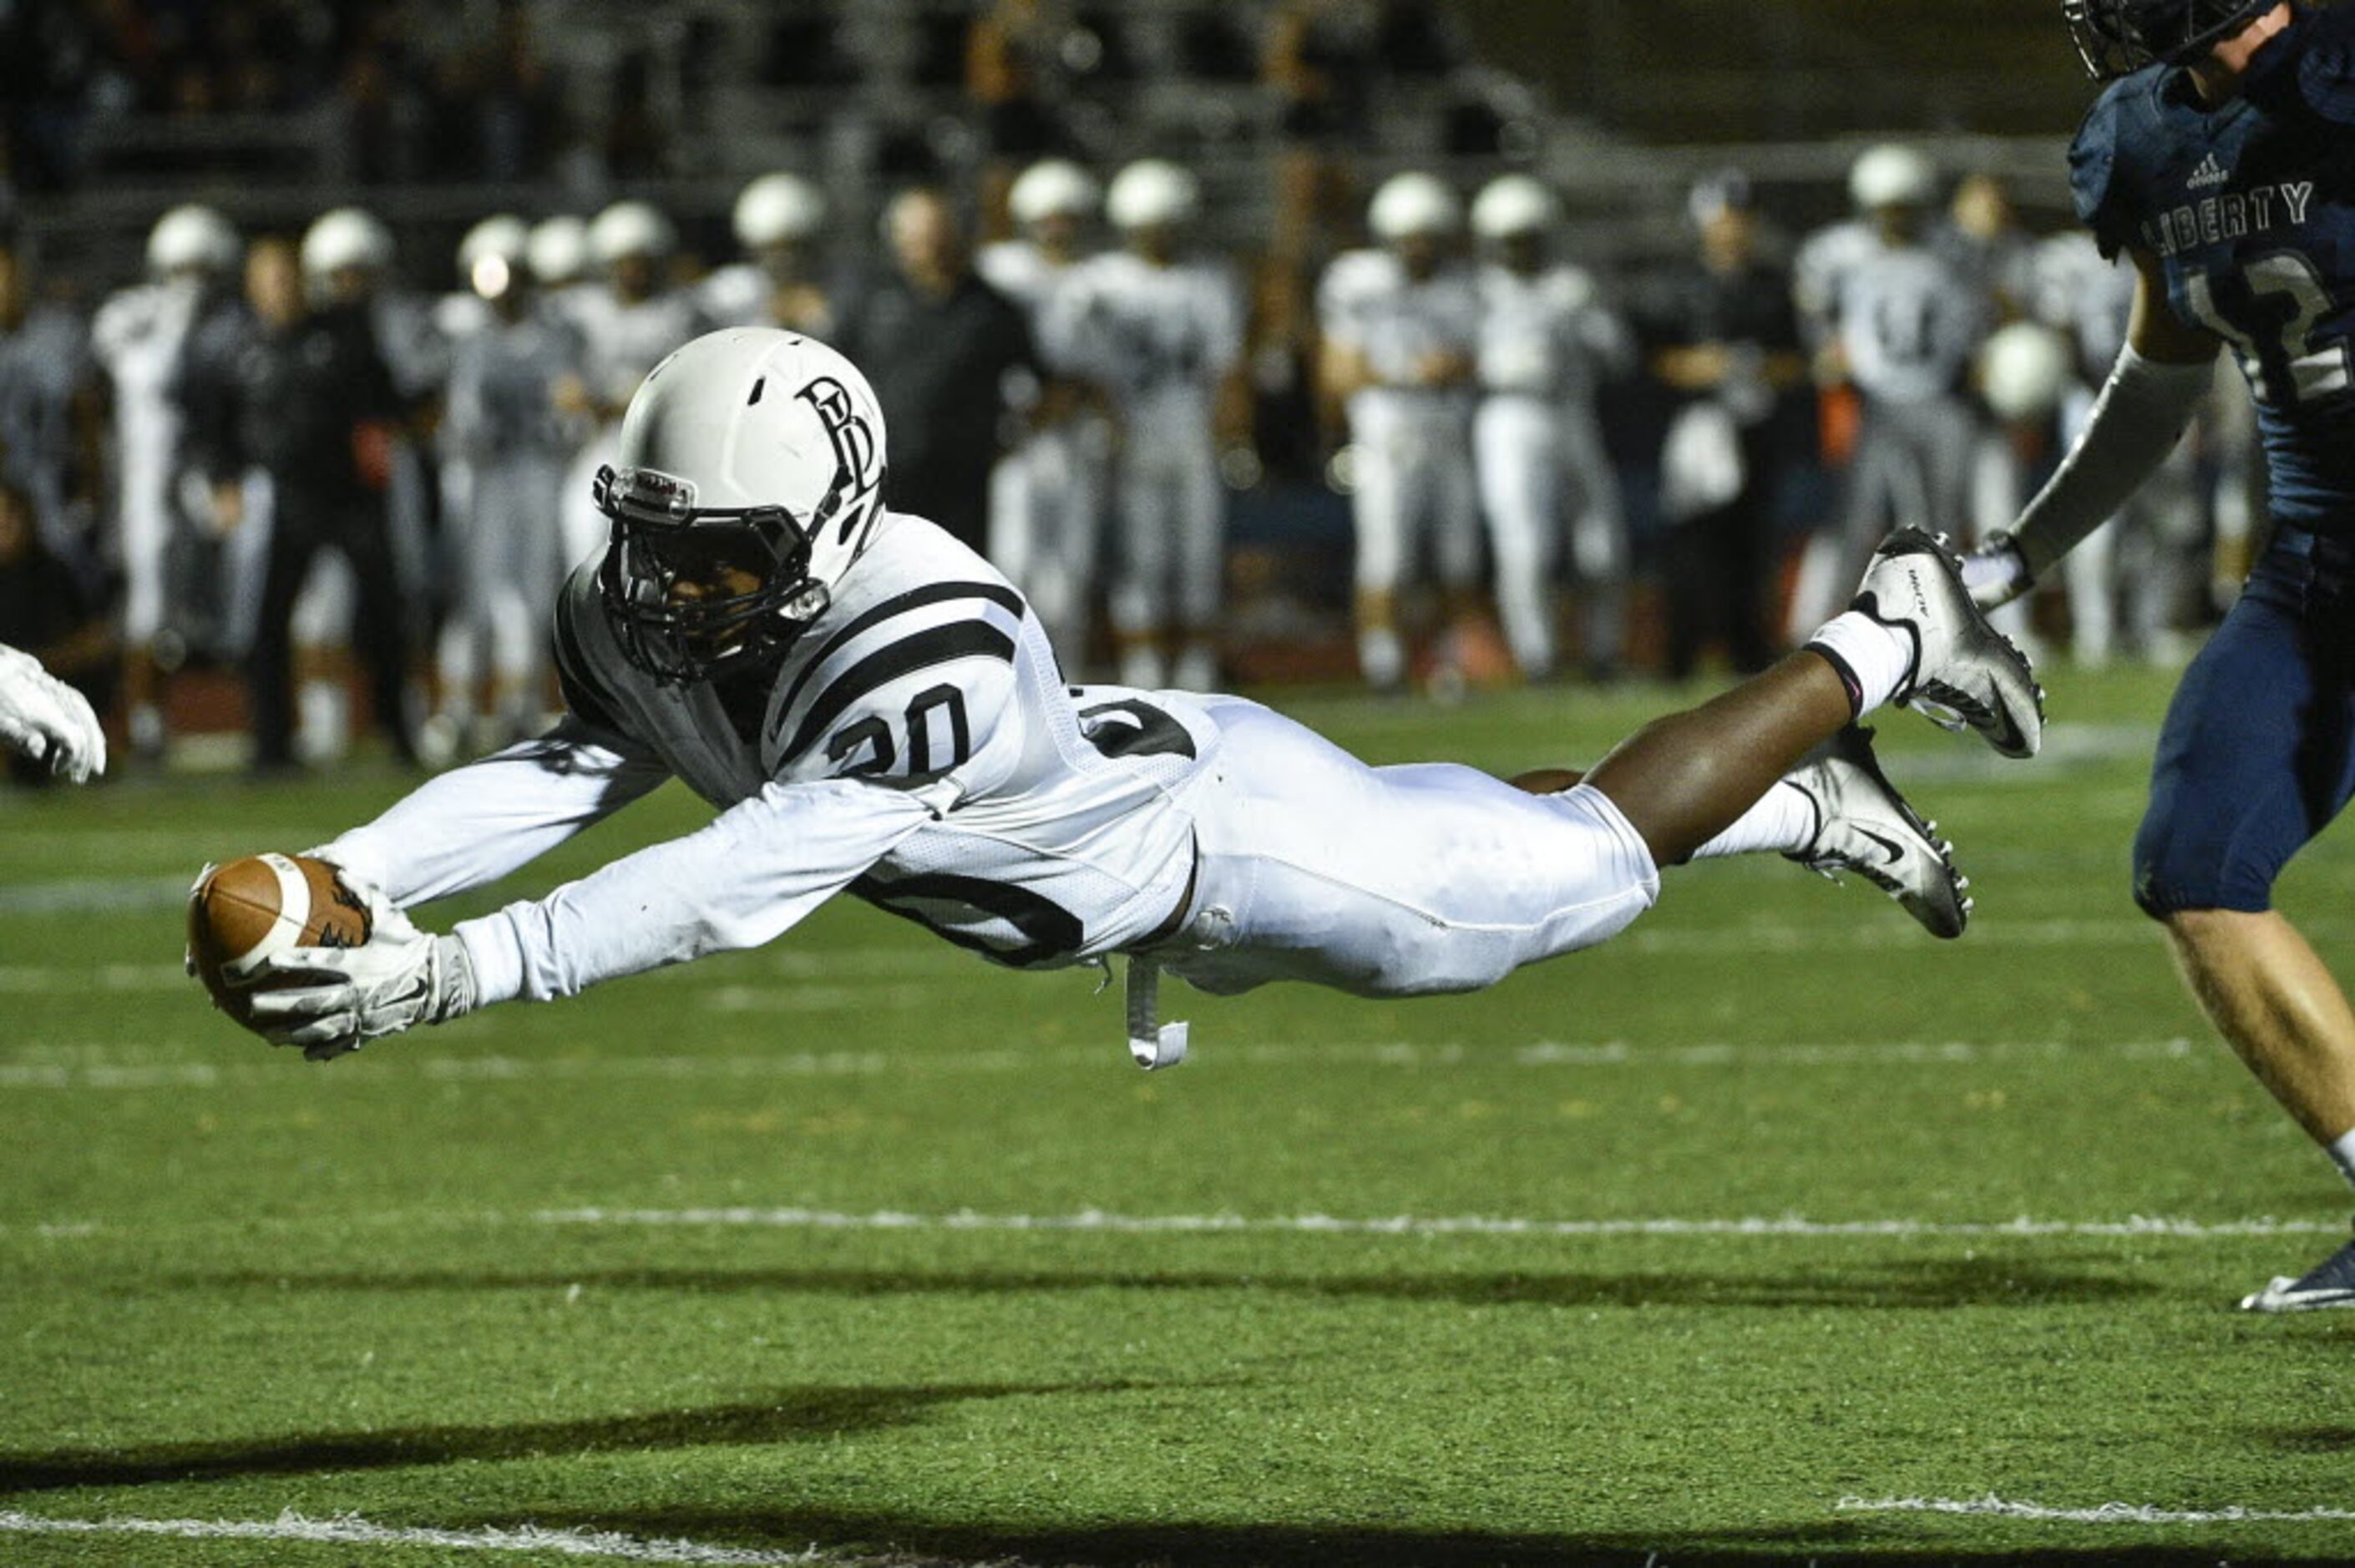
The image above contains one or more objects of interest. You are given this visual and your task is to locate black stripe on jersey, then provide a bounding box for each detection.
[776,620,1015,764]
[774,580,1024,726]
[551,587,629,736]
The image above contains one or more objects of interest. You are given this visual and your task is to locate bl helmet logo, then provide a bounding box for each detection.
[797,375,882,540]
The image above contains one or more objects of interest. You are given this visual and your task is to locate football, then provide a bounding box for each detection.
[187,853,372,1020]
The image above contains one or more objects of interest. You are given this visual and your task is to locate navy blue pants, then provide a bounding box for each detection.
[2135,526,2355,917]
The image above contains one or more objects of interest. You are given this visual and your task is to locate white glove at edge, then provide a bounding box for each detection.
[0,645,106,782]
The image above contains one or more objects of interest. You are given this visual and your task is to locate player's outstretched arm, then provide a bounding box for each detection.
[0,644,105,783]
[1966,248,2218,607]
[249,776,936,1059]
[315,717,671,910]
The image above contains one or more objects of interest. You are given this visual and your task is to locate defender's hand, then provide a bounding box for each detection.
[1961,534,2033,611]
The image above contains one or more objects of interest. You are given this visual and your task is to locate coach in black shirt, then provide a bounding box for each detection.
[834,188,1035,553]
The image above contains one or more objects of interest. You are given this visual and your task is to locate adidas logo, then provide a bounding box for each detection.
[2188,153,2232,190]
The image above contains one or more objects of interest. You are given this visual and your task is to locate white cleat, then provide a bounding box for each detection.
[1784,725,1971,940]
[1850,528,2045,760]
[2240,1226,2355,1312]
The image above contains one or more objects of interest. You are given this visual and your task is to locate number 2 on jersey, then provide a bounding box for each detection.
[2183,250,2353,407]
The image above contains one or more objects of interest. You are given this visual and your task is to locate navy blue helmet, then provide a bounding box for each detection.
[2064,0,2281,78]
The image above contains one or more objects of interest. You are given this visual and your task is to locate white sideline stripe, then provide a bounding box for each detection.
[0,1510,859,1564]
[0,875,189,915]
[530,1207,2346,1240]
[1836,1494,2355,1525]
[0,1037,2207,1090]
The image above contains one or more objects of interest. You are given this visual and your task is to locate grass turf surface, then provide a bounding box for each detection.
[5,665,2355,1565]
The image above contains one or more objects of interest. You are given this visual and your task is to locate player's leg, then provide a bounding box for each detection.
[1350,426,1411,690]
[1475,397,1558,680]
[1172,434,1225,692]
[2126,549,2355,1308]
[1110,447,1173,689]
[245,510,314,771]
[1562,407,1631,680]
[1588,527,2041,867]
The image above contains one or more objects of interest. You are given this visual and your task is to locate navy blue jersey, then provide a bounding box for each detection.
[2072,5,2355,531]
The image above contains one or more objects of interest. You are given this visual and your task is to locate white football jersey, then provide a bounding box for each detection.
[544,511,1215,970]
[1050,252,1242,432]
[1317,248,1481,427]
[1475,263,1628,404]
[2033,230,2134,375]
[570,286,709,410]
[91,281,204,534]
[1830,243,1987,407]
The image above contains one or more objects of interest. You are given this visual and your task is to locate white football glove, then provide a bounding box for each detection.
[242,872,478,1060]
[0,645,106,782]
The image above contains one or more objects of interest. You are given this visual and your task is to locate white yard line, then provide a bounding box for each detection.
[0,1036,2206,1090]
[530,1207,2344,1240]
[1837,1494,2355,1525]
[0,1510,889,1565]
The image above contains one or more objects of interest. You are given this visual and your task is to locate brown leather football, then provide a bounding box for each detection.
[188,854,372,1021]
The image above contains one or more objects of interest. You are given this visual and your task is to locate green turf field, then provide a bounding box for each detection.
[6,666,2355,1566]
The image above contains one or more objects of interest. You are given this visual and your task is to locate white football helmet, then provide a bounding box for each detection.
[1010,159,1100,226]
[595,329,889,682]
[526,215,590,286]
[1107,159,1199,231]
[1370,172,1462,240]
[1979,321,2074,422]
[146,205,241,276]
[733,173,827,250]
[458,215,531,298]
[1471,174,1559,240]
[590,200,678,266]
[1849,144,1938,212]
[301,207,395,281]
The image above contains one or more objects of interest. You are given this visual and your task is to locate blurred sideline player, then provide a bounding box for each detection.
[1319,172,1482,692]
[428,216,590,761]
[1054,160,1245,690]
[560,200,710,569]
[979,158,1108,668]
[211,328,2038,1075]
[1966,0,2355,1310]
[1788,145,1991,640]
[1470,173,1634,683]
[701,173,836,337]
[93,204,240,761]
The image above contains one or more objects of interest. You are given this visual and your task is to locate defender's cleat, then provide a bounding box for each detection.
[2240,1224,2355,1313]
[1851,529,2045,759]
[1784,725,1971,939]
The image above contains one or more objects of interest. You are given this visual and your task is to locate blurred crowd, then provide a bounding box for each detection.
[0,134,2261,778]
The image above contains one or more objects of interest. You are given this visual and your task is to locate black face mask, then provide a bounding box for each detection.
[592,464,831,685]
[2064,0,2279,78]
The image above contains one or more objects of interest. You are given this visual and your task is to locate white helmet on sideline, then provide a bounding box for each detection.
[1106,159,1199,230]
[526,215,590,286]
[1369,172,1461,240]
[301,206,395,281]
[1849,144,1938,212]
[147,205,241,276]
[733,174,827,250]
[1011,159,1101,226]
[1471,174,1560,240]
[590,200,678,266]
[458,215,532,297]
[595,329,889,682]
[1979,321,2074,423]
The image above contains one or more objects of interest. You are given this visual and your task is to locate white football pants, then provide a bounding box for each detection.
[1350,411,1481,597]
[990,416,1107,664]
[438,449,569,708]
[1156,695,1660,999]
[1110,426,1224,640]
[1474,394,1628,677]
[1788,392,1978,640]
